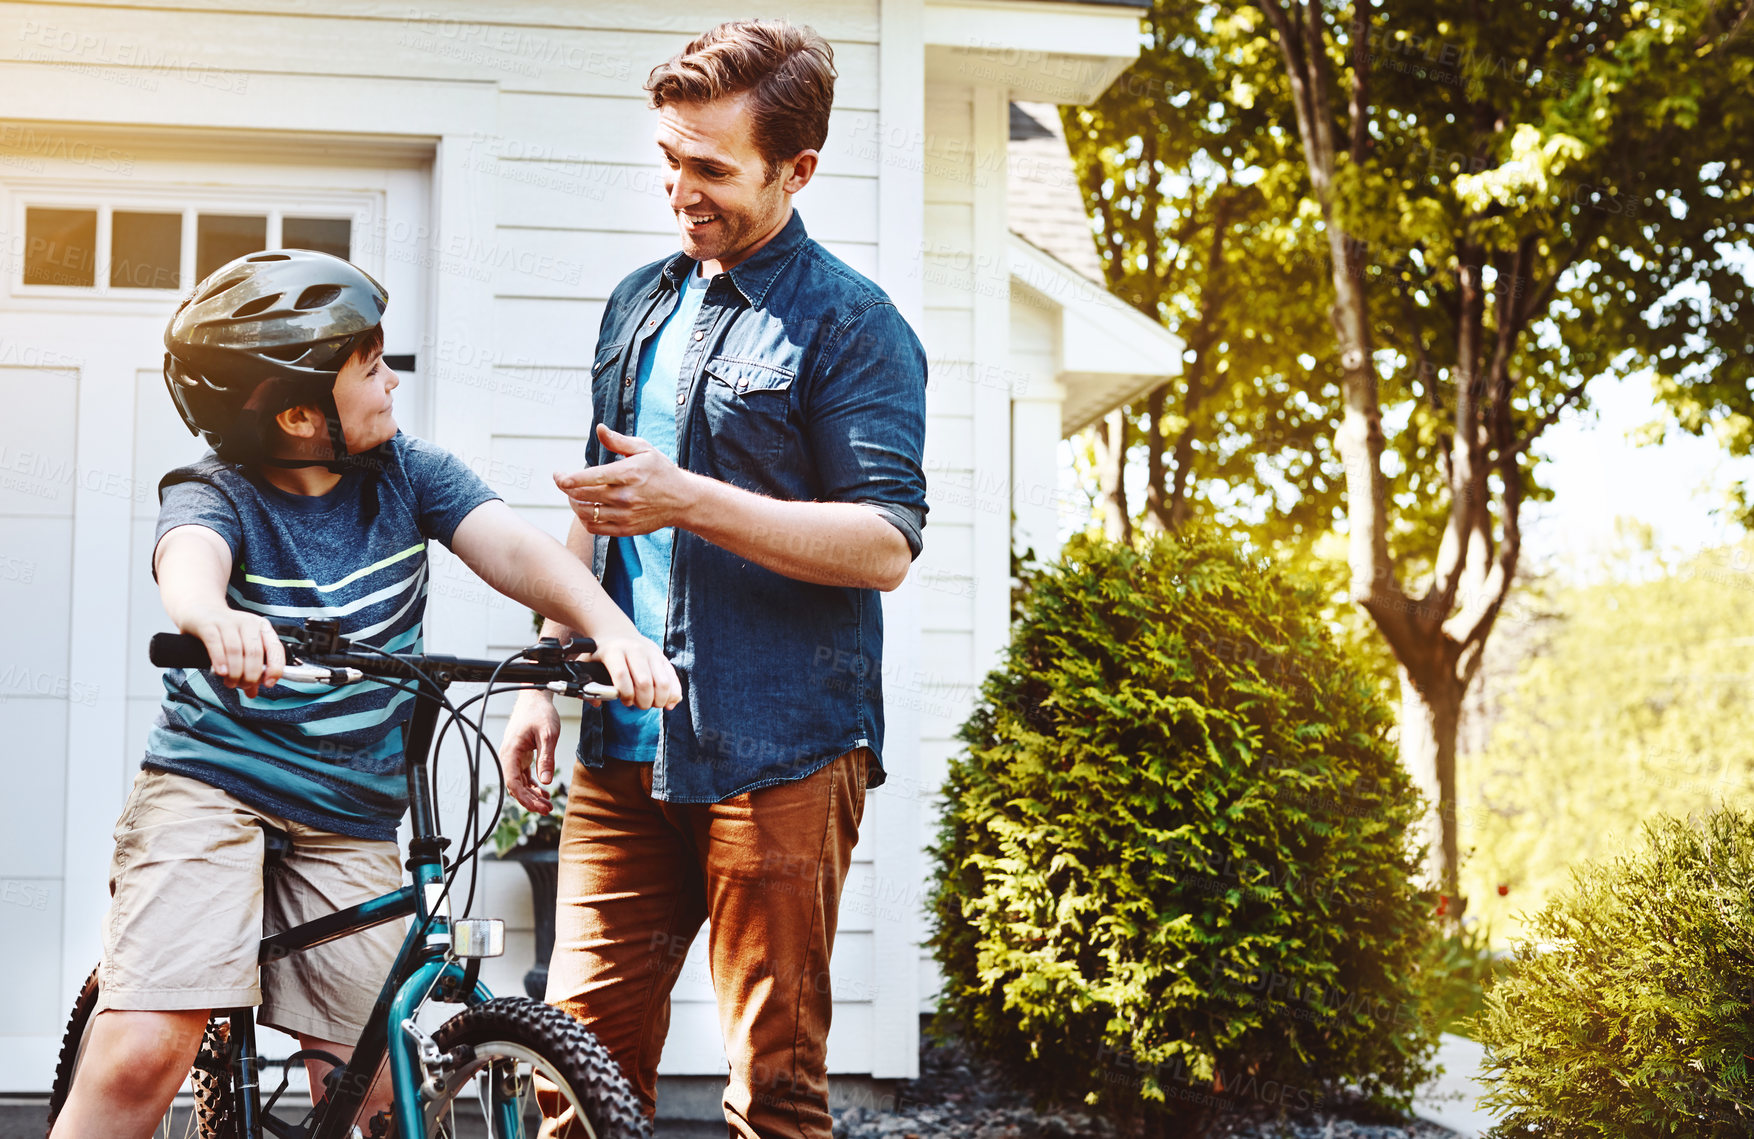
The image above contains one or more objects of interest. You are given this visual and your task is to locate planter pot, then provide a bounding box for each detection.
[498,846,560,1000]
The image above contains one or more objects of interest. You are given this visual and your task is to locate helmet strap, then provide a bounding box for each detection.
[256,444,388,525]
[324,396,351,466]
[252,390,386,520]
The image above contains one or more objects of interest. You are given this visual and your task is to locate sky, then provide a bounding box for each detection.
[1524,371,1754,582]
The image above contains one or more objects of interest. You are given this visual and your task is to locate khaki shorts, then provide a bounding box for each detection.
[94,767,404,1044]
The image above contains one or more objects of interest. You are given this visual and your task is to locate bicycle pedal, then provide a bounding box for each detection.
[451,917,505,958]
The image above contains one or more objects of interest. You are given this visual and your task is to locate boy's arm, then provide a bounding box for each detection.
[527,514,593,645]
[447,499,679,712]
[153,524,285,698]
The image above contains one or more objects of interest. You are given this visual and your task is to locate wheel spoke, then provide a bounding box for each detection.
[508,1061,530,1136]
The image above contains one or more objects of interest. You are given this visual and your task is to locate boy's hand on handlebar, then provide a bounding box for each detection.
[590,635,681,712]
[500,690,562,814]
[184,608,284,698]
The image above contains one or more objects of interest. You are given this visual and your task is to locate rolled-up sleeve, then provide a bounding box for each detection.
[803,301,930,558]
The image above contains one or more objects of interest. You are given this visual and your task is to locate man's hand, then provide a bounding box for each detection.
[557,424,698,536]
[496,634,680,814]
[500,690,563,814]
[555,421,912,591]
[184,606,284,699]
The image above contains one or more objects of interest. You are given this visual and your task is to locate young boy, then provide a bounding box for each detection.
[48,249,679,1139]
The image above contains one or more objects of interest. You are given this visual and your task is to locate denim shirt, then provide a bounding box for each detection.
[575,211,929,802]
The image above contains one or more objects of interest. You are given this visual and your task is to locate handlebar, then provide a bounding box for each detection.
[150,620,618,700]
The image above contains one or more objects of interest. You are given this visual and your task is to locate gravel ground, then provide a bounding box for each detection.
[833,1037,1459,1139]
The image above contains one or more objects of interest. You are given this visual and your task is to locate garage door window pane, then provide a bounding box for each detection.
[24,208,96,287]
[111,212,182,290]
[283,217,351,261]
[196,214,266,281]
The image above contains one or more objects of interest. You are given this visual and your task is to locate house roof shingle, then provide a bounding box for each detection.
[1006,101,1107,287]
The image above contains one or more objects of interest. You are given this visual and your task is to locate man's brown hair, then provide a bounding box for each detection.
[645,20,837,180]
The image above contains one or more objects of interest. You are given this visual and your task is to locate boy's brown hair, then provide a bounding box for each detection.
[347,324,385,368]
[644,20,837,180]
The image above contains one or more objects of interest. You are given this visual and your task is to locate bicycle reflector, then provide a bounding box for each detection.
[450,918,505,959]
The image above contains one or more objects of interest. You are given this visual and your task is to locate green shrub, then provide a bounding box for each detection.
[1476,807,1754,1137]
[929,532,1441,1130]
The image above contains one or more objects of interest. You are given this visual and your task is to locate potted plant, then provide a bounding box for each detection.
[481,784,568,1000]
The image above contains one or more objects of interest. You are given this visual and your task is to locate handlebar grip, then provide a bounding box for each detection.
[150,632,212,669]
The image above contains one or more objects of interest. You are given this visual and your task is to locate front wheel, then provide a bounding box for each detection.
[421,997,648,1139]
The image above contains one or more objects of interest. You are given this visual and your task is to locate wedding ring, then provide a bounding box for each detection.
[593,503,601,524]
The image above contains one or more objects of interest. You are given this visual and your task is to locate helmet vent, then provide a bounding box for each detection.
[198,276,246,304]
[295,284,343,310]
[231,294,282,319]
[247,253,292,262]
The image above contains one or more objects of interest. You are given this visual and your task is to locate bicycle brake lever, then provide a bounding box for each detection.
[281,664,365,685]
[543,680,620,700]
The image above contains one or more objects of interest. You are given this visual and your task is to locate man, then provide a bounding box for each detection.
[497,19,928,1139]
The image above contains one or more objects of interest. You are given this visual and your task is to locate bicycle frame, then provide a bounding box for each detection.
[214,675,514,1139]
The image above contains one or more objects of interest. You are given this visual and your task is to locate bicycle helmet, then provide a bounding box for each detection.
[163,249,388,469]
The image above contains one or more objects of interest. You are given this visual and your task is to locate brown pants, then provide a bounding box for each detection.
[539,748,870,1139]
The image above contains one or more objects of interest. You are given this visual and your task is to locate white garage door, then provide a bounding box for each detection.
[0,139,430,1090]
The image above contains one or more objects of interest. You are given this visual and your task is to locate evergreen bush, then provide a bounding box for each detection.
[929,532,1441,1132]
[1476,807,1754,1136]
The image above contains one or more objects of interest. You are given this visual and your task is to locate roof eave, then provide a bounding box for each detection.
[925,0,1144,103]
[1007,233,1182,437]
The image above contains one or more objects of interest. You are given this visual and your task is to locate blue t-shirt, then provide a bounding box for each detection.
[601,266,706,761]
[144,433,500,840]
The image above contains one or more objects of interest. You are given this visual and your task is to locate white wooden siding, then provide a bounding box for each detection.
[866,0,928,1081]
[0,0,924,1089]
[458,1,895,1077]
[0,0,1160,1090]
[912,79,1012,1013]
[0,116,436,1083]
[1009,293,1063,564]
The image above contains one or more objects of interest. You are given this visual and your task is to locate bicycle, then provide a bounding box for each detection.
[45,618,650,1139]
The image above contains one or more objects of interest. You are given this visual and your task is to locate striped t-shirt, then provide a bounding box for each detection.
[145,434,500,840]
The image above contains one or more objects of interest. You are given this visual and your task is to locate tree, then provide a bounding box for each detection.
[1063,3,1347,551]
[1066,0,1754,913]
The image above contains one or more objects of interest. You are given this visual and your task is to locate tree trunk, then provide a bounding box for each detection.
[1141,385,1170,532]
[1097,409,1132,543]
[1251,0,1573,920]
[1398,665,1466,917]
[1258,0,1472,909]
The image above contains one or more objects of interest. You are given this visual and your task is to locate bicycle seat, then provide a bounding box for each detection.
[260,821,292,879]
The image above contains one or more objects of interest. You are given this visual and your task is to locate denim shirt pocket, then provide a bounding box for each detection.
[699,356,794,472]
[590,343,628,434]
